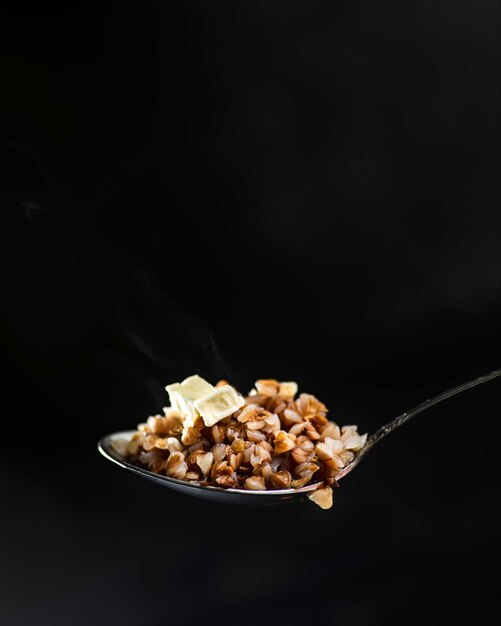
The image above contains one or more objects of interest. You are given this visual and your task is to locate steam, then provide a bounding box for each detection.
[114,265,230,385]
[23,200,231,412]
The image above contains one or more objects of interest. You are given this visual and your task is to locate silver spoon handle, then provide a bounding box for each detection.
[336,368,501,479]
[368,368,501,445]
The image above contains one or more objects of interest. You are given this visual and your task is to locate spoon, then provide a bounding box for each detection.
[98,369,500,505]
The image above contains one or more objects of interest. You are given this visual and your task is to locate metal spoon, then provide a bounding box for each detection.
[98,369,500,505]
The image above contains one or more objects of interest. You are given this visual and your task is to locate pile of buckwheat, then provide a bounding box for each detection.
[112,376,367,509]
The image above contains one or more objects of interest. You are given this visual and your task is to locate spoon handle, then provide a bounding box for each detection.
[368,368,501,444]
[336,368,501,479]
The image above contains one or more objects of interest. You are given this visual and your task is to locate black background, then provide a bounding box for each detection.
[1,2,500,625]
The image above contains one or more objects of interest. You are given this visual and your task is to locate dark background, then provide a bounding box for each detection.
[1,2,500,625]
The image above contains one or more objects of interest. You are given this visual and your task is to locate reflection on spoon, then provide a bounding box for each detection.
[98,369,500,506]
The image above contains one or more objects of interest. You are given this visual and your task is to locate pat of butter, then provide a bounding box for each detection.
[193,384,245,427]
[165,382,184,412]
[166,375,214,427]
[279,381,298,398]
[179,375,214,400]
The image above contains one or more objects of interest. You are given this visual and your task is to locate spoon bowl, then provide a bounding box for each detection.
[98,369,500,505]
[98,430,322,505]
